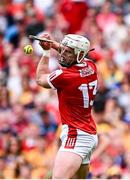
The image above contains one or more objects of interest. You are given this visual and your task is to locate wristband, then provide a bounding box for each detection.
[43,50,50,58]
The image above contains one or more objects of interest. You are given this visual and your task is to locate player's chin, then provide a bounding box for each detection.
[59,57,67,67]
[59,56,73,67]
[59,60,72,67]
[59,62,67,67]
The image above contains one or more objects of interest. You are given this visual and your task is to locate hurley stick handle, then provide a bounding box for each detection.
[29,35,53,43]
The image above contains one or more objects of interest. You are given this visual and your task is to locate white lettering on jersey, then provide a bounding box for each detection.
[78,80,98,108]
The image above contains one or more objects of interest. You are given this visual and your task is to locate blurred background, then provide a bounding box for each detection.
[0,0,130,178]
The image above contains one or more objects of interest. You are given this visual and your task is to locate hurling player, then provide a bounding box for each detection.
[36,33,98,179]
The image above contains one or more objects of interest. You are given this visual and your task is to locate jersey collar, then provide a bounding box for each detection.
[74,62,87,67]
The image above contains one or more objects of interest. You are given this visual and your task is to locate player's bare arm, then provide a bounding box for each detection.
[36,55,50,88]
[51,41,60,52]
[36,33,51,88]
[36,33,60,88]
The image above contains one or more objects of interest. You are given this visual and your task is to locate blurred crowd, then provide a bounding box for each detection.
[0,0,130,178]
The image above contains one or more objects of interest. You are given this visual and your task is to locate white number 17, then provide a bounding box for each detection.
[78,80,97,108]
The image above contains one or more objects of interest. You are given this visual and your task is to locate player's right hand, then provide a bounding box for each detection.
[39,33,60,52]
[39,33,52,50]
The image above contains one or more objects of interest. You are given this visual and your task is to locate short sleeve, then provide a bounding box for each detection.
[47,69,64,89]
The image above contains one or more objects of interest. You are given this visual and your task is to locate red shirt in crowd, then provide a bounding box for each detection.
[59,0,88,33]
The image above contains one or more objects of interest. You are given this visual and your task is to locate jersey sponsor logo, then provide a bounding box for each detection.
[79,65,94,77]
[49,69,63,81]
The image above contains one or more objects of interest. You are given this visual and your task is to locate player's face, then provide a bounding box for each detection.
[59,45,77,67]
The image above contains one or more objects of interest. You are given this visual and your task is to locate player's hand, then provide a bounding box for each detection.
[39,33,60,52]
[39,33,52,50]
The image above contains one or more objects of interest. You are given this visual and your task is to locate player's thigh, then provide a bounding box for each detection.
[75,164,89,179]
[52,150,82,179]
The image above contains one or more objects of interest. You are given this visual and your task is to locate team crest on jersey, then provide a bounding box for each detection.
[79,65,94,77]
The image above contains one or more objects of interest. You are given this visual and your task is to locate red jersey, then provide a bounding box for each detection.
[48,59,98,134]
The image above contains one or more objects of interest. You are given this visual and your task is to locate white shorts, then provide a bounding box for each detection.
[59,125,98,164]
